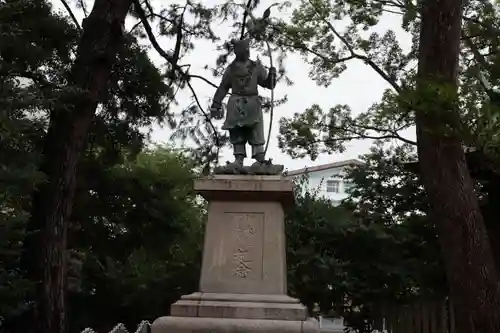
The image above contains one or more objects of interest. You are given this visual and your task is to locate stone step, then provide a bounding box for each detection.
[153,316,319,333]
[171,298,307,321]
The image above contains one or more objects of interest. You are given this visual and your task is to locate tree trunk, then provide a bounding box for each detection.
[482,178,500,273]
[20,1,133,332]
[416,0,500,332]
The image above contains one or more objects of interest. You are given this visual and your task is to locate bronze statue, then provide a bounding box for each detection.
[210,39,284,175]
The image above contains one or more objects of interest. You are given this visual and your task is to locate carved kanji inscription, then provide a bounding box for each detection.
[233,247,252,278]
[224,212,264,280]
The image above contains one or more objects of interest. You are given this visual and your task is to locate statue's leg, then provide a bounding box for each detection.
[229,127,246,166]
[248,121,266,163]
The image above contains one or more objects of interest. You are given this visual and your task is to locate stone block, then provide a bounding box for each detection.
[195,176,293,295]
[152,316,319,333]
[194,175,294,207]
[151,176,319,333]
[170,292,307,321]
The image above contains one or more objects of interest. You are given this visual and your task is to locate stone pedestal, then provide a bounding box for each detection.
[152,175,319,333]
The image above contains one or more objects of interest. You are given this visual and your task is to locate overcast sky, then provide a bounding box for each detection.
[52,0,414,171]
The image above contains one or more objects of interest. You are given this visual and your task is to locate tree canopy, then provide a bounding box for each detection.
[2,0,500,331]
[286,148,445,332]
[274,0,500,162]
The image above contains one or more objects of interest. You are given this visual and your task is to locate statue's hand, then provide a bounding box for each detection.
[210,105,224,120]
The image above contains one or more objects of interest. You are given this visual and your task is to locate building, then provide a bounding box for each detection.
[285,159,364,205]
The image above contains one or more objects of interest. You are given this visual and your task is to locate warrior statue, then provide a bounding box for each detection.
[210,38,284,174]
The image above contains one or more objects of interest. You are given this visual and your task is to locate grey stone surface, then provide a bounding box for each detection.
[194,175,294,207]
[171,292,307,321]
[152,317,319,333]
[170,299,307,321]
[214,163,285,175]
[152,175,318,333]
[181,292,301,303]
[199,199,287,295]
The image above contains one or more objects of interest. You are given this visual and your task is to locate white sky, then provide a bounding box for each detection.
[51,0,415,171]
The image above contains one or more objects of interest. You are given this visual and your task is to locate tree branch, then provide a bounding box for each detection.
[188,74,219,89]
[319,132,413,145]
[463,16,499,37]
[133,1,181,70]
[60,0,81,30]
[172,3,189,68]
[132,1,224,89]
[132,0,221,149]
[335,134,409,142]
[128,12,197,43]
[462,33,489,70]
[279,39,356,67]
[77,0,88,17]
[381,8,404,15]
[306,0,402,93]
[240,0,252,39]
[345,121,416,145]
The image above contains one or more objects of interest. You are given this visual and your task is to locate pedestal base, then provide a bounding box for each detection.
[151,177,319,333]
[152,292,319,333]
[152,316,319,333]
[171,292,308,321]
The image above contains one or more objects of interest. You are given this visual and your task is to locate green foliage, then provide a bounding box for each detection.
[0,0,74,321]
[343,144,445,296]
[286,146,446,332]
[274,13,416,156]
[345,143,427,223]
[286,188,352,314]
[272,0,500,163]
[0,0,207,329]
[0,106,41,322]
[69,148,204,331]
[0,0,473,332]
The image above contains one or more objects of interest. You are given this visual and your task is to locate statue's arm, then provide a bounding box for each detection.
[212,67,232,108]
[257,62,276,90]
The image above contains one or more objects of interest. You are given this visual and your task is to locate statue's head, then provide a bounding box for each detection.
[231,39,250,60]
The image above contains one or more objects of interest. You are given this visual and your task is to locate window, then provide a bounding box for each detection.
[326,180,340,193]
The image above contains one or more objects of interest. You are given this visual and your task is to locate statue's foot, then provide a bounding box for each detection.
[250,160,266,169]
[249,159,284,175]
[214,161,245,174]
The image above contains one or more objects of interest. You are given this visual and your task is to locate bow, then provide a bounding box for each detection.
[235,2,277,157]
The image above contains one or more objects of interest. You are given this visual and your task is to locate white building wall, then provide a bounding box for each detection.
[289,166,353,205]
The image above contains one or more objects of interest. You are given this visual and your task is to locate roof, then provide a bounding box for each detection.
[285,159,364,176]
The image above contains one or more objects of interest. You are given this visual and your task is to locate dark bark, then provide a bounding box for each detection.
[404,153,500,273]
[20,1,133,332]
[416,0,500,332]
[481,179,500,273]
